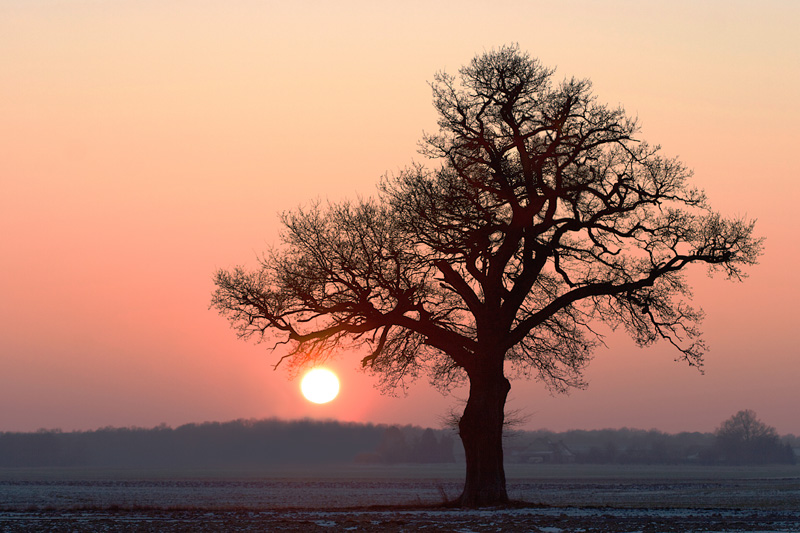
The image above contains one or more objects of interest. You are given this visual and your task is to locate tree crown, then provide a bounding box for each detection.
[716,410,778,443]
[212,45,761,393]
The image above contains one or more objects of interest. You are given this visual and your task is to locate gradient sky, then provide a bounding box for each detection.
[2,1,798,435]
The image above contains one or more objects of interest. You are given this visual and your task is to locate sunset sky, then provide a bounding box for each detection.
[2,1,798,435]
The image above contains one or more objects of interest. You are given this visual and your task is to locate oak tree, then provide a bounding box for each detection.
[212,45,761,507]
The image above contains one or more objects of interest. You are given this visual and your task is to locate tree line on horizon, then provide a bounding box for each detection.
[506,410,795,466]
[0,411,795,469]
[0,419,446,469]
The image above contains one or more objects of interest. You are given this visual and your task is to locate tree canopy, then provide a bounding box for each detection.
[714,410,792,464]
[212,45,762,506]
[717,410,778,443]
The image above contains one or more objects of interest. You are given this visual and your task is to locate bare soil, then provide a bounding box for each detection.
[1,464,798,531]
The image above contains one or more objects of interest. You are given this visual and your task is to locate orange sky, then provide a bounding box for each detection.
[2,1,798,435]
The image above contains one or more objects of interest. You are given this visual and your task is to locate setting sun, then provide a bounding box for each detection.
[300,369,340,404]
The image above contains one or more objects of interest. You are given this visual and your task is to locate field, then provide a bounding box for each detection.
[1,464,798,531]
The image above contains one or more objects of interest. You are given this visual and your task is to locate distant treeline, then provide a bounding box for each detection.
[1,418,796,469]
[505,428,797,465]
[0,419,384,468]
[354,426,456,464]
[0,419,454,469]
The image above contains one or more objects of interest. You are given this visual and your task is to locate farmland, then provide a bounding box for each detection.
[1,464,798,531]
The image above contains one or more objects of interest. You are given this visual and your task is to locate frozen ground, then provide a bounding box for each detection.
[0,464,798,531]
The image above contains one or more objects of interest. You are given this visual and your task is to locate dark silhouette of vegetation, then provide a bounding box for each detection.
[0,419,384,469]
[508,428,709,465]
[356,426,456,464]
[505,412,795,466]
[711,410,795,465]
[1,415,794,469]
[212,45,762,506]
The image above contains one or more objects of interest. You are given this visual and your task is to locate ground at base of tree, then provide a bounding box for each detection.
[3,469,799,531]
[2,506,799,532]
[2,465,798,509]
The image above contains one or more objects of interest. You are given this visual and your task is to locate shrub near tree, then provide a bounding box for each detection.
[213,45,762,506]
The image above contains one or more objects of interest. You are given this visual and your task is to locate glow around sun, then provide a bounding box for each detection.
[300,368,340,404]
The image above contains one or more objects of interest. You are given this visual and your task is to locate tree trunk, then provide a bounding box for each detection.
[456,366,511,507]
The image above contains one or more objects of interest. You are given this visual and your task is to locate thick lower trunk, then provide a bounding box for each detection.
[456,371,511,507]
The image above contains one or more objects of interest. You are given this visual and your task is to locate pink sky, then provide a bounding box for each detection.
[2,1,798,435]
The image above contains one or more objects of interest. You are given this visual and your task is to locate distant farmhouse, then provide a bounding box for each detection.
[507,438,576,464]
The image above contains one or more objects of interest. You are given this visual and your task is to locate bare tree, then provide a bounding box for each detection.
[212,45,762,507]
[714,410,790,464]
[717,410,777,442]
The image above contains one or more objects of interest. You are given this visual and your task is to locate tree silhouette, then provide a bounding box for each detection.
[212,45,762,506]
[714,410,793,464]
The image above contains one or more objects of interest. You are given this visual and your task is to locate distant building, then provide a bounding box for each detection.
[508,438,575,464]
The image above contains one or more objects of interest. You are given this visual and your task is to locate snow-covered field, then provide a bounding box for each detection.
[1,464,798,531]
